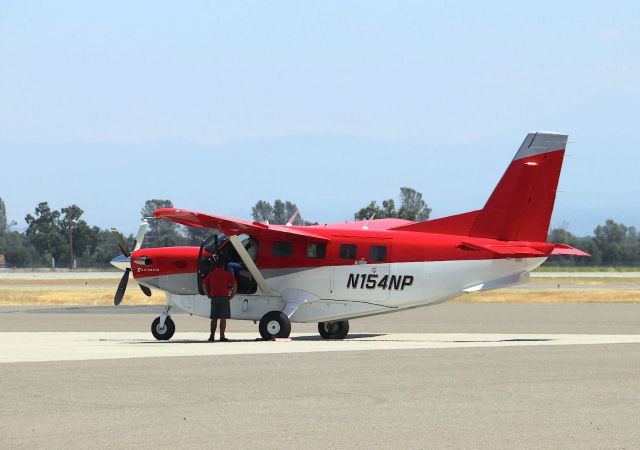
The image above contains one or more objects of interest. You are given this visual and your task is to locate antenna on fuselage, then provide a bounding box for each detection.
[285,210,299,227]
[362,213,376,230]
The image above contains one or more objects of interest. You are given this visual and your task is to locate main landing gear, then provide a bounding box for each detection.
[318,320,349,340]
[151,308,175,341]
[259,311,292,340]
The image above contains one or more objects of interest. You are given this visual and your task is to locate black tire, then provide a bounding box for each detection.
[259,311,291,340]
[151,316,175,341]
[318,320,349,340]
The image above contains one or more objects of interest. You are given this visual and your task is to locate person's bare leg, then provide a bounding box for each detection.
[210,319,218,341]
[220,319,227,340]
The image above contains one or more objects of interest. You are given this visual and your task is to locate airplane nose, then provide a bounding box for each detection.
[110,254,131,271]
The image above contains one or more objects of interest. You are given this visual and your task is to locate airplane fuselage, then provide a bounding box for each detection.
[131,228,547,323]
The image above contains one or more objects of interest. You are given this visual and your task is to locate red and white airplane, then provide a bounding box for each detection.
[110,132,588,341]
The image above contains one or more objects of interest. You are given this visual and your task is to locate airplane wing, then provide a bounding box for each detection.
[152,208,329,242]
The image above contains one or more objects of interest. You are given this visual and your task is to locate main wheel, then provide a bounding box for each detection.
[259,311,291,340]
[318,320,349,340]
[151,316,175,341]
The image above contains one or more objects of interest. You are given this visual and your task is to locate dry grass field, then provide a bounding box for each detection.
[0,287,161,306]
[455,290,640,304]
[0,275,637,306]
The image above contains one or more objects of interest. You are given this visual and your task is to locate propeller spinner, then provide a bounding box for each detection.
[110,220,151,305]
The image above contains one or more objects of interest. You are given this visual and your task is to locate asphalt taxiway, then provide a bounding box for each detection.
[1,303,639,449]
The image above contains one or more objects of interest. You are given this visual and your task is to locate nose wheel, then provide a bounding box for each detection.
[151,315,175,341]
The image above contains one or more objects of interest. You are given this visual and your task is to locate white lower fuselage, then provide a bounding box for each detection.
[152,257,546,323]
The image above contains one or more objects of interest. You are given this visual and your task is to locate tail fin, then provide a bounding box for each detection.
[392,132,568,242]
[468,132,568,242]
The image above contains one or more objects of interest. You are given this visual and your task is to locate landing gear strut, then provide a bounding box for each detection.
[318,320,349,340]
[151,307,175,340]
[259,311,291,340]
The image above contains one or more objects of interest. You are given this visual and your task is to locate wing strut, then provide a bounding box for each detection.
[228,235,272,294]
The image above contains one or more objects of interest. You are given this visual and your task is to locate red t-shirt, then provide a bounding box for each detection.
[203,269,237,297]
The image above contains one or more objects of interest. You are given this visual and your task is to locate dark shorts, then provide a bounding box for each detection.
[210,297,231,319]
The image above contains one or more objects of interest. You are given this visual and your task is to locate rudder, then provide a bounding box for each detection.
[468,132,568,242]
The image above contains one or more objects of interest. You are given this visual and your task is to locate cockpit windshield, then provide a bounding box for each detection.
[202,233,254,256]
[202,233,228,254]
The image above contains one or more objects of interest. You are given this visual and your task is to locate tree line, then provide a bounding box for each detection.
[546,221,640,267]
[0,190,638,268]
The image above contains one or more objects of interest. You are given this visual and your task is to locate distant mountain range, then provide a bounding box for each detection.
[1,133,635,236]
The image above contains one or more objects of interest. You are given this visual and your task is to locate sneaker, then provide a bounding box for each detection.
[219,337,230,342]
[207,335,215,342]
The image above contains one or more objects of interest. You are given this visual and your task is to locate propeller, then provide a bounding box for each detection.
[114,268,131,306]
[110,228,131,257]
[110,220,151,305]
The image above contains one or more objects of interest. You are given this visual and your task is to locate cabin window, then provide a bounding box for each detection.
[370,245,387,261]
[272,241,293,257]
[339,244,357,259]
[306,243,326,259]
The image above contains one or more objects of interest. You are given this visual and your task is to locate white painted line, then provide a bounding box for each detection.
[1,332,640,364]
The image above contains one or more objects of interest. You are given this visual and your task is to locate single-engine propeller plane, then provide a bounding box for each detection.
[110,132,588,341]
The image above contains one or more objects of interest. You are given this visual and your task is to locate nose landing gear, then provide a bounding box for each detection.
[151,307,175,340]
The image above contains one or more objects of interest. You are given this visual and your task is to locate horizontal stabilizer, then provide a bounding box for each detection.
[461,241,548,257]
[551,244,591,257]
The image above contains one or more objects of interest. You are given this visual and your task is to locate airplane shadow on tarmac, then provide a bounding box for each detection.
[111,335,553,345]
[120,333,386,344]
[449,338,552,343]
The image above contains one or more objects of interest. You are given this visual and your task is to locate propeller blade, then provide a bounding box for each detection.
[114,268,130,305]
[139,284,152,297]
[133,220,148,252]
[110,228,131,257]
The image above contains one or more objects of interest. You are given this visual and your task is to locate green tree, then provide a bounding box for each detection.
[593,219,638,265]
[59,204,85,268]
[354,188,430,222]
[80,229,124,268]
[185,227,215,246]
[273,200,287,225]
[0,231,40,267]
[398,187,431,221]
[0,197,7,233]
[251,199,310,225]
[141,199,186,247]
[354,199,398,221]
[25,202,65,265]
[251,200,273,222]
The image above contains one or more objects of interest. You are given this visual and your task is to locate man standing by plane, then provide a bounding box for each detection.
[202,263,237,342]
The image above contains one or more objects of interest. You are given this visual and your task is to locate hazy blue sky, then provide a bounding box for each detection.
[1,1,638,235]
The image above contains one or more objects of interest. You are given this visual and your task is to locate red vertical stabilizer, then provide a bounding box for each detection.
[392,132,568,243]
[468,132,567,242]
